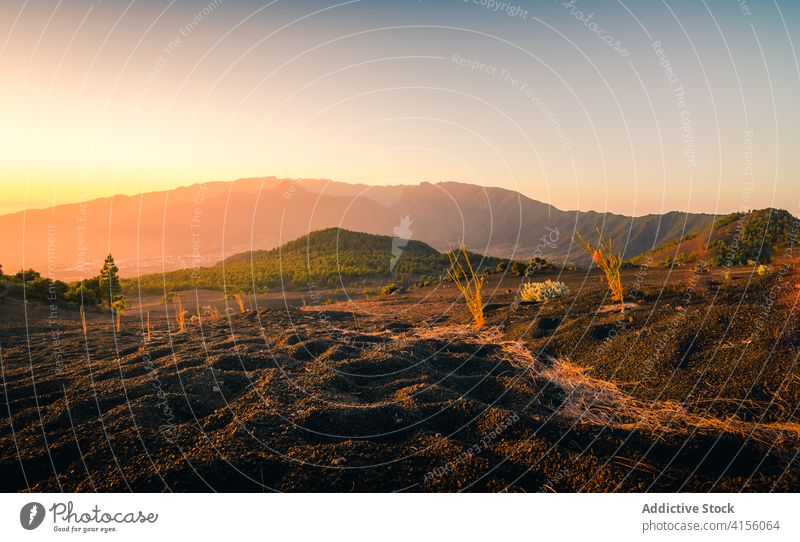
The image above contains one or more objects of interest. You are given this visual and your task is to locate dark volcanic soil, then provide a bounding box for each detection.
[1,268,799,492]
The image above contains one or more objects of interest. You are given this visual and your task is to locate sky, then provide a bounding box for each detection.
[1,0,798,216]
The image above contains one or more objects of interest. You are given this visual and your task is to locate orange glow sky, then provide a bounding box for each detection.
[1,0,799,216]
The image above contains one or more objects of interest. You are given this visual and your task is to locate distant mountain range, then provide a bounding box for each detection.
[0,176,781,280]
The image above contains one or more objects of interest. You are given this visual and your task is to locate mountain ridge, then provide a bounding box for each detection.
[0,176,781,280]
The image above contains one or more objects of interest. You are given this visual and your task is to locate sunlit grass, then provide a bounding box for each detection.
[447,245,485,328]
[233,292,246,313]
[575,229,625,313]
[172,295,186,333]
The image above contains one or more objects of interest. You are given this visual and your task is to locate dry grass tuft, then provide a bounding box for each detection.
[172,295,186,333]
[541,358,800,446]
[575,228,625,313]
[79,304,87,335]
[233,293,246,313]
[111,298,128,332]
[446,245,485,328]
[414,323,477,341]
[496,343,800,446]
[207,305,222,321]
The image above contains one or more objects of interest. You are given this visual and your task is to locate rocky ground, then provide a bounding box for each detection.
[1,268,799,492]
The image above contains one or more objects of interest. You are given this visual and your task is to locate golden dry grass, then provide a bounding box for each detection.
[446,245,485,328]
[79,304,87,335]
[207,305,222,321]
[422,325,800,447]
[541,358,800,446]
[497,344,800,446]
[173,295,186,333]
[234,293,246,313]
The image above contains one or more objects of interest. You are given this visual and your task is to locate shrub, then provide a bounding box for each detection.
[233,292,246,313]
[14,269,42,282]
[447,245,485,328]
[172,295,186,333]
[379,283,399,295]
[79,305,87,335]
[722,268,734,287]
[203,305,222,321]
[526,256,554,275]
[111,296,130,332]
[575,229,626,313]
[66,282,99,305]
[519,280,570,303]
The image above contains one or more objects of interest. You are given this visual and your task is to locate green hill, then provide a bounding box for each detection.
[125,227,517,294]
[629,208,798,267]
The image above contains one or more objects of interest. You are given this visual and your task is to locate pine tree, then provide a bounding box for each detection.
[98,253,121,304]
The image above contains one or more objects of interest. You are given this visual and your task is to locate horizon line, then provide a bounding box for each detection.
[0,175,785,219]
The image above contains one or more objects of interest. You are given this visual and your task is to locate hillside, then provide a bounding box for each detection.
[389,182,721,264]
[300,180,722,263]
[126,227,515,294]
[630,208,797,267]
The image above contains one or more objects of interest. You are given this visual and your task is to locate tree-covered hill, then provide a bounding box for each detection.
[628,208,798,267]
[124,227,519,294]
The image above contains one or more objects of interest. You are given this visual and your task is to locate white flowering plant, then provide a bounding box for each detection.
[519,280,570,303]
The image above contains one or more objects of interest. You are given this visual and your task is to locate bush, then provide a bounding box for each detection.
[575,229,625,313]
[519,280,570,303]
[379,283,398,295]
[447,245,485,328]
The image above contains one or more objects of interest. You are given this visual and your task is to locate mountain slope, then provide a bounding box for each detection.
[630,208,798,267]
[128,227,512,293]
[304,179,721,262]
